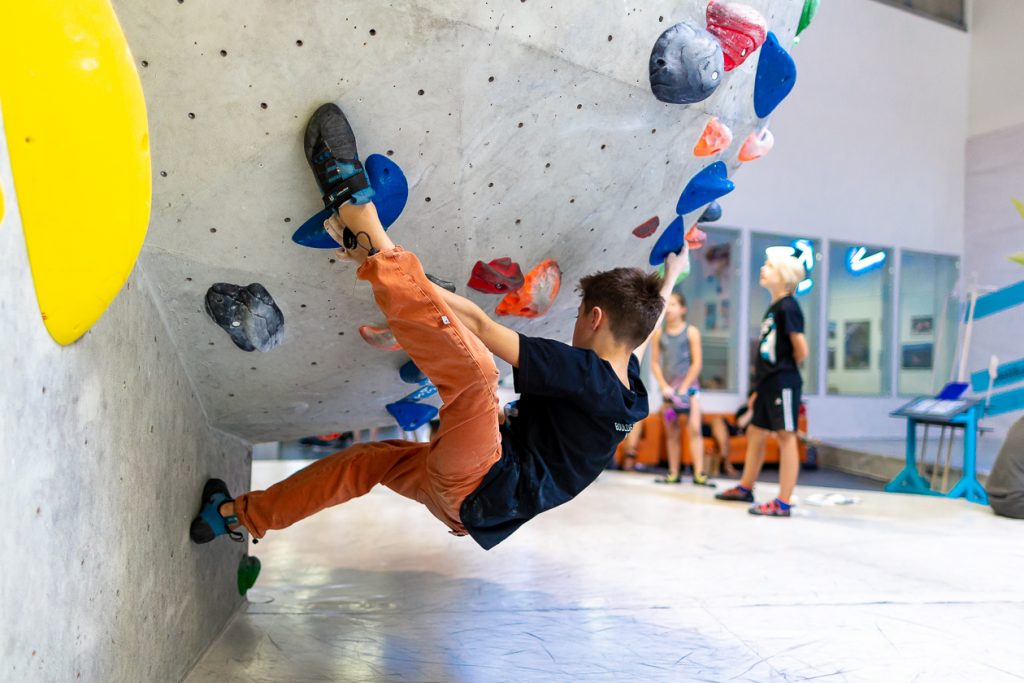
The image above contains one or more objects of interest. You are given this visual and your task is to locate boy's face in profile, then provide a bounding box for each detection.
[759,260,783,289]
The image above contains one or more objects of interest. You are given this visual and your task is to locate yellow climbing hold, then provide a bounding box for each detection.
[0,1,151,345]
[1013,198,1024,221]
[1010,252,1024,266]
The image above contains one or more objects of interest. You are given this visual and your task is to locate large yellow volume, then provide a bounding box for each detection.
[0,1,151,345]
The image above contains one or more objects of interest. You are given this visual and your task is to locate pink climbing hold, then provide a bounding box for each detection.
[694,117,734,157]
[468,257,525,294]
[738,128,774,162]
[496,259,561,318]
[706,0,768,72]
[358,324,401,351]
[685,226,708,249]
[632,216,660,239]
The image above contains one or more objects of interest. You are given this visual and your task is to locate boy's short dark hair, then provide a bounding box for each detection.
[577,268,665,348]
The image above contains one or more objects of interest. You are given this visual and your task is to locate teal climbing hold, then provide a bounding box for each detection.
[754,32,797,118]
[386,400,438,431]
[649,216,686,266]
[797,0,821,37]
[399,359,428,385]
[676,162,735,215]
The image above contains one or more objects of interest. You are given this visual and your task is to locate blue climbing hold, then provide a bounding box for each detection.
[386,400,438,431]
[399,359,428,385]
[676,162,735,216]
[699,201,722,223]
[364,154,408,229]
[649,216,686,266]
[753,32,797,118]
[292,153,408,248]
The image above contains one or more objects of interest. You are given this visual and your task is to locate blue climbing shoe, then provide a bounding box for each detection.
[190,478,244,544]
[303,103,375,211]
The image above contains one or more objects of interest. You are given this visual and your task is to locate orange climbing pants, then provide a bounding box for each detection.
[234,247,502,538]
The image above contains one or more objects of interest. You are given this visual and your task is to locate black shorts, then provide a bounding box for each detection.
[701,421,741,438]
[751,385,801,433]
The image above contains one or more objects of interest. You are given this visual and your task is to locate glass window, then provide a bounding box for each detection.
[898,251,960,396]
[748,233,822,393]
[826,242,894,395]
[679,226,741,392]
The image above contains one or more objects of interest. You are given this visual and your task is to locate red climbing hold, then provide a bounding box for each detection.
[359,324,401,351]
[468,257,525,294]
[706,0,767,72]
[694,117,734,157]
[685,226,708,249]
[633,216,660,238]
[738,128,774,162]
[496,259,561,318]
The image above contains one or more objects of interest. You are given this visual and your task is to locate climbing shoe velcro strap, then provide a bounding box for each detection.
[324,171,370,210]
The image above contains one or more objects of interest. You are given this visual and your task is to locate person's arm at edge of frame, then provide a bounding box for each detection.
[790,332,808,365]
[633,246,690,361]
[431,285,521,368]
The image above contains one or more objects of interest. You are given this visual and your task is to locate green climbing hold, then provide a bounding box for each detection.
[237,555,261,596]
[797,0,820,37]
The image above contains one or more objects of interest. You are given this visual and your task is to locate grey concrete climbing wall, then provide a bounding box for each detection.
[115,0,805,442]
[0,116,249,682]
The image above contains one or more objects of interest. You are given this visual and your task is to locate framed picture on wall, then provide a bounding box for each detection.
[911,315,934,336]
[902,343,933,369]
[844,320,871,370]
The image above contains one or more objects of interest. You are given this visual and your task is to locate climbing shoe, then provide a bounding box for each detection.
[715,485,754,502]
[303,103,375,211]
[654,473,682,484]
[748,499,792,517]
[190,478,244,544]
[692,473,717,488]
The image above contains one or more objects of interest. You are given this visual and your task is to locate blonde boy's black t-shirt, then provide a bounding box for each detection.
[460,334,649,550]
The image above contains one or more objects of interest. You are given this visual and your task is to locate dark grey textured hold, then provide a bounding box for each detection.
[204,283,285,352]
[699,201,723,223]
[426,273,456,293]
[649,22,724,105]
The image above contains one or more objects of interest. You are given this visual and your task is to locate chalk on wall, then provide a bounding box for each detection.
[649,22,724,105]
[204,283,285,352]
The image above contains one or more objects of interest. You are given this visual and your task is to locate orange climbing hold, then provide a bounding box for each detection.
[685,226,708,249]
[358,324,401,351]
[738,128,774,162]
[496,259,561,319]
[694,117,733,157]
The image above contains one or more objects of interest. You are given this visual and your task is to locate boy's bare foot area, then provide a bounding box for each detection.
[323,207,395,264]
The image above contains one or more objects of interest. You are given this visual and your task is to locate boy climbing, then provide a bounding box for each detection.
[190,102,687,551]
[716,251,808,516]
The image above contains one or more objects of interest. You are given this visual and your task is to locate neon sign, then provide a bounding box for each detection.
[846,246,886,274]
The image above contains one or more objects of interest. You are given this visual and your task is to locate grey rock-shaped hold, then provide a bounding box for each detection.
[426,272,456,293]
[204,283,285,352]
[649,22,724,105]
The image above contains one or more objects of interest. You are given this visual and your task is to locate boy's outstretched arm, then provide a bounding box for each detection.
[434,286,520,367]
[633,247,690,360]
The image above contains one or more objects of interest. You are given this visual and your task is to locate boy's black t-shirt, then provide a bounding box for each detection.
[460,334,649,550]
[753,295,804,390]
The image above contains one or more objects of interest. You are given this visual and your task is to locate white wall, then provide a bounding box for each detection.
[697,0,970,439]
[968,0,1024,136]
